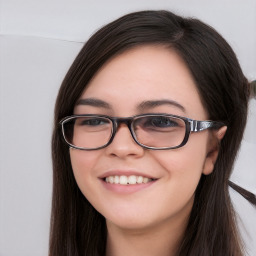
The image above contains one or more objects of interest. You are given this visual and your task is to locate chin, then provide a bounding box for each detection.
[104,208,167,231]
[106,216,155,231]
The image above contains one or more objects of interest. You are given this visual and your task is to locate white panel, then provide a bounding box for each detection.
[1,0,256,79]
[0,35,82,256]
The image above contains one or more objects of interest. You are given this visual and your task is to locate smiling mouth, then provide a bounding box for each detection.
[104,175,156,185]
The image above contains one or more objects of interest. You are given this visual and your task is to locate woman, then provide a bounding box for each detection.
[50,10,253,255]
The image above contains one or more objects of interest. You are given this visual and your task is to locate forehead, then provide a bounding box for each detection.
[76,45,207,119]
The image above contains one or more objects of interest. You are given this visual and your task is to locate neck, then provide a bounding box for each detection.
[105,214,189,256]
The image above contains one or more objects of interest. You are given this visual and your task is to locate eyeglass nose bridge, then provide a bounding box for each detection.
[109,117,139,146]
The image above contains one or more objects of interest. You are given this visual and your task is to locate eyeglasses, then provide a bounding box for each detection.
[60,114,224,150]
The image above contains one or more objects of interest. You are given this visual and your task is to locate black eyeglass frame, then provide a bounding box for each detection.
[59,113,225,150]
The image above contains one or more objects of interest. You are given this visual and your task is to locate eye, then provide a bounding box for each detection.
[133,115,185,134]
[78,117,109,126]
[145,116,179,128]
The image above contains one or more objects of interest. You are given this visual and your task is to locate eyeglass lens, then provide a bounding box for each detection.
[63,115,186,149]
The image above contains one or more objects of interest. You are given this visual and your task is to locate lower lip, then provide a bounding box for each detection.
[100,179,156,194]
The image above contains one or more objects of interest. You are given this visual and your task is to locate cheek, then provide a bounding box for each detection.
[69,149,101,194]
[152,137,208,193]
[154,148,206,175]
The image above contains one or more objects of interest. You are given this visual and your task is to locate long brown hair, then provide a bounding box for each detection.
[50,10,251,256]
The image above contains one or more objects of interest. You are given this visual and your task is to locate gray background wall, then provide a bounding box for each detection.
[0,0,255,255]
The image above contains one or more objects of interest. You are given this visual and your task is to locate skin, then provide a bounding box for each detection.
[70,45,226,256]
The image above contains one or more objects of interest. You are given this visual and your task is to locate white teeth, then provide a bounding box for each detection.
[119,175,128,185]
[105,175,153,185]
[137,176,143,184]
[128,175,137,184]
[114,176,119,184]
[109,176,114,184]
[143,177,149,183]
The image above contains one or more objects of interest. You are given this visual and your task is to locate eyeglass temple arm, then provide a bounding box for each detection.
[190,120,224,132]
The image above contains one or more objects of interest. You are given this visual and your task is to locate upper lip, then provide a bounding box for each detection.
[99,170,158,179]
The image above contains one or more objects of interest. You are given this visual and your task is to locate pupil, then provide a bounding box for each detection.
[149,116,174,127]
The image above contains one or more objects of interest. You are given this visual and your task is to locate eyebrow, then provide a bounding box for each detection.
[76,98,112,109]
[138,99,186,113]
[76,98,186,113]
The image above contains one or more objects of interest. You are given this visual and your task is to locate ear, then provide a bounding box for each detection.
[202,126,227,175]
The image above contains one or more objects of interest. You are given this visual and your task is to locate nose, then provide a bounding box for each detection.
[105,123,144,158]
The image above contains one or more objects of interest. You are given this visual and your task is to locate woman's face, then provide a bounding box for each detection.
[70,45,218,231]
